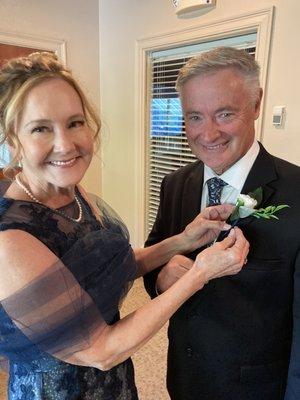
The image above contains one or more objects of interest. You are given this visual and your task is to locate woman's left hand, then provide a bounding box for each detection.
[180,204,234,252]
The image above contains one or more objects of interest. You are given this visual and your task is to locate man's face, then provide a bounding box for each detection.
[180,68,262,175]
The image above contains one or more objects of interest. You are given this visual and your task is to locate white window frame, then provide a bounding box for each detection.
[134,7,274,246]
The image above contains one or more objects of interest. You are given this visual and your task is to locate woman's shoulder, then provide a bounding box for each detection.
[0,196,47,235]
[0,229,59,299]
[0,195,29,232]
[0,197,72,260]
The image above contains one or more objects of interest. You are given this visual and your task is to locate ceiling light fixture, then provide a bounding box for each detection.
[172,0,216,19]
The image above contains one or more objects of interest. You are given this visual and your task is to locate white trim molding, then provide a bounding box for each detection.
[0,30,66,65]
[134,7,274,246]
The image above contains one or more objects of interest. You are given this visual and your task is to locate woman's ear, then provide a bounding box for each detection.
[7,142,22,167]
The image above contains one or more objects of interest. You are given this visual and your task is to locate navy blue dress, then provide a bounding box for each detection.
[0,191,139,399]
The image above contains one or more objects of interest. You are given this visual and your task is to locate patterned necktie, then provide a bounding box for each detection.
[207,177,228,206]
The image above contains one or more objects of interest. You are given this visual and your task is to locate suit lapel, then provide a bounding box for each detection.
[181,162,204,229]
[237,144,278,228]
[242,144,277,207]
[179,145,278,231]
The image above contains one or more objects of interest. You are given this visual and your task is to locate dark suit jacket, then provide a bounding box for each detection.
[144,145,300,400]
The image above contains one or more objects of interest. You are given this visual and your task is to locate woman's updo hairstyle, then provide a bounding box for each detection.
[0,52,100,178]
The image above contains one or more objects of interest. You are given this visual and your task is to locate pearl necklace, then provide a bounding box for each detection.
[15,173,83,223]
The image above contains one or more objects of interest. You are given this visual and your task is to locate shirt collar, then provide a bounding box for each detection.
[203,140,260,192]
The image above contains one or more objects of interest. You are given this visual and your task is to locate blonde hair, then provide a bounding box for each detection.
[176,46,261,103]
[0,52,100,178]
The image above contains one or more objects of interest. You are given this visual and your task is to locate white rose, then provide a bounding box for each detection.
[238,194,257,209]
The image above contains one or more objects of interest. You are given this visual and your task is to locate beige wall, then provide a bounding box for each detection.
[100,0,300,245]
[1,0,101,195]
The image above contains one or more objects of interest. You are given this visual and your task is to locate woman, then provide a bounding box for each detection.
[0,52,249,399]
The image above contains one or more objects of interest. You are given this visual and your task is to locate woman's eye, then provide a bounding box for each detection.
[31,126,50,134]
[69,120,85,129]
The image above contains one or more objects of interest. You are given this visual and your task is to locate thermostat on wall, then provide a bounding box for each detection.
[272,106,286,127]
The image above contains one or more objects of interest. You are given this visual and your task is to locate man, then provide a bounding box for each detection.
[144,47,300,400]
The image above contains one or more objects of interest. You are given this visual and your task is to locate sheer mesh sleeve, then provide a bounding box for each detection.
[0,223,137,362]
[86,193,130,240]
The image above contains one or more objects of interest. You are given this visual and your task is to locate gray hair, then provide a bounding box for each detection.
[176,46,261,103]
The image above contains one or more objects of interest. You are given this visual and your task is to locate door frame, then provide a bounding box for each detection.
[0,30,66,64]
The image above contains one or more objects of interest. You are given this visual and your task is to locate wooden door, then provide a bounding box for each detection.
[0,43,38,67]
[0,44,43,170]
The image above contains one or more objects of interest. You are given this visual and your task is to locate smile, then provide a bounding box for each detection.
[48,158,77,166]
[203,143,228,150]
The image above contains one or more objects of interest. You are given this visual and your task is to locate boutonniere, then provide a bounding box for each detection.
[230,187,289,222]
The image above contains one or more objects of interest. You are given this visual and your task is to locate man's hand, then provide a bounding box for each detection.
[156,255,194,293]
[181,204,234,252]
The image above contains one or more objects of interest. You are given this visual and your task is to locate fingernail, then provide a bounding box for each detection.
[228,229,235,236]
[222,223,231,231]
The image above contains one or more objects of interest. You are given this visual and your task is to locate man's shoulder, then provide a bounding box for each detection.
[263,153,300,204]
[270,154,300,185]
[272,154,300,174]
[258,144,300,182]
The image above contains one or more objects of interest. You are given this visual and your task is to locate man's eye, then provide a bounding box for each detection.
[217,112,233,120]
[188,115,201,121]
[69,120,85,128]
[31,126,50,133]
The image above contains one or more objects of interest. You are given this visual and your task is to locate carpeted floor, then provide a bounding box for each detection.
[121,278,170,399]
[0,278,169,399]
[0,373,6,400]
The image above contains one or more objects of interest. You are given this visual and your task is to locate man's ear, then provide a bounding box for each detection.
[254,88,263,120]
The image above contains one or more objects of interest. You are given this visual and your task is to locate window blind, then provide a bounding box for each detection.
[0,142,11,168]
[147,34,256,232]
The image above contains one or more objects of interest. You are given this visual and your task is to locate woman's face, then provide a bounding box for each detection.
[16,78,94,192]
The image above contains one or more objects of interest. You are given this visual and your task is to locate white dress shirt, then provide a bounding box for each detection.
[201,140,260,210]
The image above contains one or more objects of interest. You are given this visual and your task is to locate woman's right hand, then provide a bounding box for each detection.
[192,227,249,284]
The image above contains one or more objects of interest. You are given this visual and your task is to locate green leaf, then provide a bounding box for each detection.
[236,198,244,207]
[274,204,289,211]
[264,206,273,213]
[233,188,289,223]
[253,211,264,218]
[255,208,265,213]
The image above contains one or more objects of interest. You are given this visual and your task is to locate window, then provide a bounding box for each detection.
[0,143,11,168]
[146,34,256,233]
